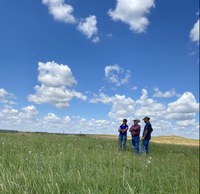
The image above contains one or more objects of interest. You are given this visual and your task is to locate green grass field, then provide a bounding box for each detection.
[0,133,199,194]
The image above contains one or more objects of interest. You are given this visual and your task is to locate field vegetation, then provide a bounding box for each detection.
[0,132,199,194]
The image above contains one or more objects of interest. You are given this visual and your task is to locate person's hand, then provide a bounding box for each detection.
[141,137,144,141]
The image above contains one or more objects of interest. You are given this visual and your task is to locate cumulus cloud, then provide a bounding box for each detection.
[91,93,135,120]
[77,15,99,42]
[190,19,199,44]
[167,92,199,114]
[92,36,100,43]
[1,107,20,123]
[104,64,131,86]
[153,87,178,98]
[176,119,197,128]
[28,61,87,108]
[0,88,15,104]
[90,89,199,139]
[165,92,199,125]
[42,1,99,42]
[44,112,61,123]
[22,105,39,117]
[0,86,199,139]
[0,105,39,127]
[0,88,8,98]
[133,89,166,118]
[38,61,77,87]
[108,0,155,33]
[42,0,76,24]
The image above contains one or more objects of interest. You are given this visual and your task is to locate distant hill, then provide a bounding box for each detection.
[91,134,199,146]
[151,135,199,146]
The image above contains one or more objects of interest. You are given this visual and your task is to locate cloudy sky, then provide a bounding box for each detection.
[0,0,199,139]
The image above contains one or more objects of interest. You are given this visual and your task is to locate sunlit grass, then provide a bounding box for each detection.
[0,133,199,194]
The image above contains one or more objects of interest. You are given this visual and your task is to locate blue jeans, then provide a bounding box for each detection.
[118,135,127,151]
[132,136,140,154]
[141,139,150,155]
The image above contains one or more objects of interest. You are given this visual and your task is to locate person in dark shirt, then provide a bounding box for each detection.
[141,116,153,155]
[129,119,141,154]
[118,119,128,151]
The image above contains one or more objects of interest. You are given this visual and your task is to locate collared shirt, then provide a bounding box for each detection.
[129,123,141,136]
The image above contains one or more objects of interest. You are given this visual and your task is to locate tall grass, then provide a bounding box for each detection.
[0,133,199,194]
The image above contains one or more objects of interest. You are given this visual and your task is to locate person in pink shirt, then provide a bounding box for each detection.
[129,119,141,154]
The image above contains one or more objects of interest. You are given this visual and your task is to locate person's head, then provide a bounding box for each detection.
[143,116,150,123]
[133,119,140,124]
[122,119,127,124]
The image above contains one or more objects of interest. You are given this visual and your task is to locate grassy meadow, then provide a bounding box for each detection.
[0,132,199,194]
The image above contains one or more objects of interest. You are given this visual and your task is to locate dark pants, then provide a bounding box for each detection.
[141,139,150,155]
[131,136,140,153]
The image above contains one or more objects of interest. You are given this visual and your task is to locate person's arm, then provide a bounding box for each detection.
[118,126,122,132]
[122,126,128,133]
[129,126,134,132]
[142,129,148,140]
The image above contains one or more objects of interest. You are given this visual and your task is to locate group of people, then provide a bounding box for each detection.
[118,116,153,155]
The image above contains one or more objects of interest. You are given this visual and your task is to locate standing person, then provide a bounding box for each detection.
[141,116,153,155]
[118,119,128,151]
[129,119,141,154]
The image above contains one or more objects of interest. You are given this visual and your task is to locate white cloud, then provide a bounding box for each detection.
[0,86,199,139]
[190,19,199,44]
[153,87,178,98]
[44,112,61,123]
[108,95,135,120]
[42,1,99,43]
[28,61,87,109]
[22,105,39,117]
[91,93,135,121]
[2,107,19,120]
[29,85,86,109]
[78,15,98,38]
[42,0,76,24]
[108,0,155,33]
[134,89,166,118]
[77,15,99,42]
[0,105,39,127]
[166,92,199,122]
[0,88,8,98]
[104,64,131,86]
[131,86,138,91]
[63,116,71,123]
[167,92,199,114]
[38,61,77,87]
[90,89,199,139]
[92,36,100,43]
[0,88,16,104]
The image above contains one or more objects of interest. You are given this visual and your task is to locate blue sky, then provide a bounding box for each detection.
[0,0,199,139]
